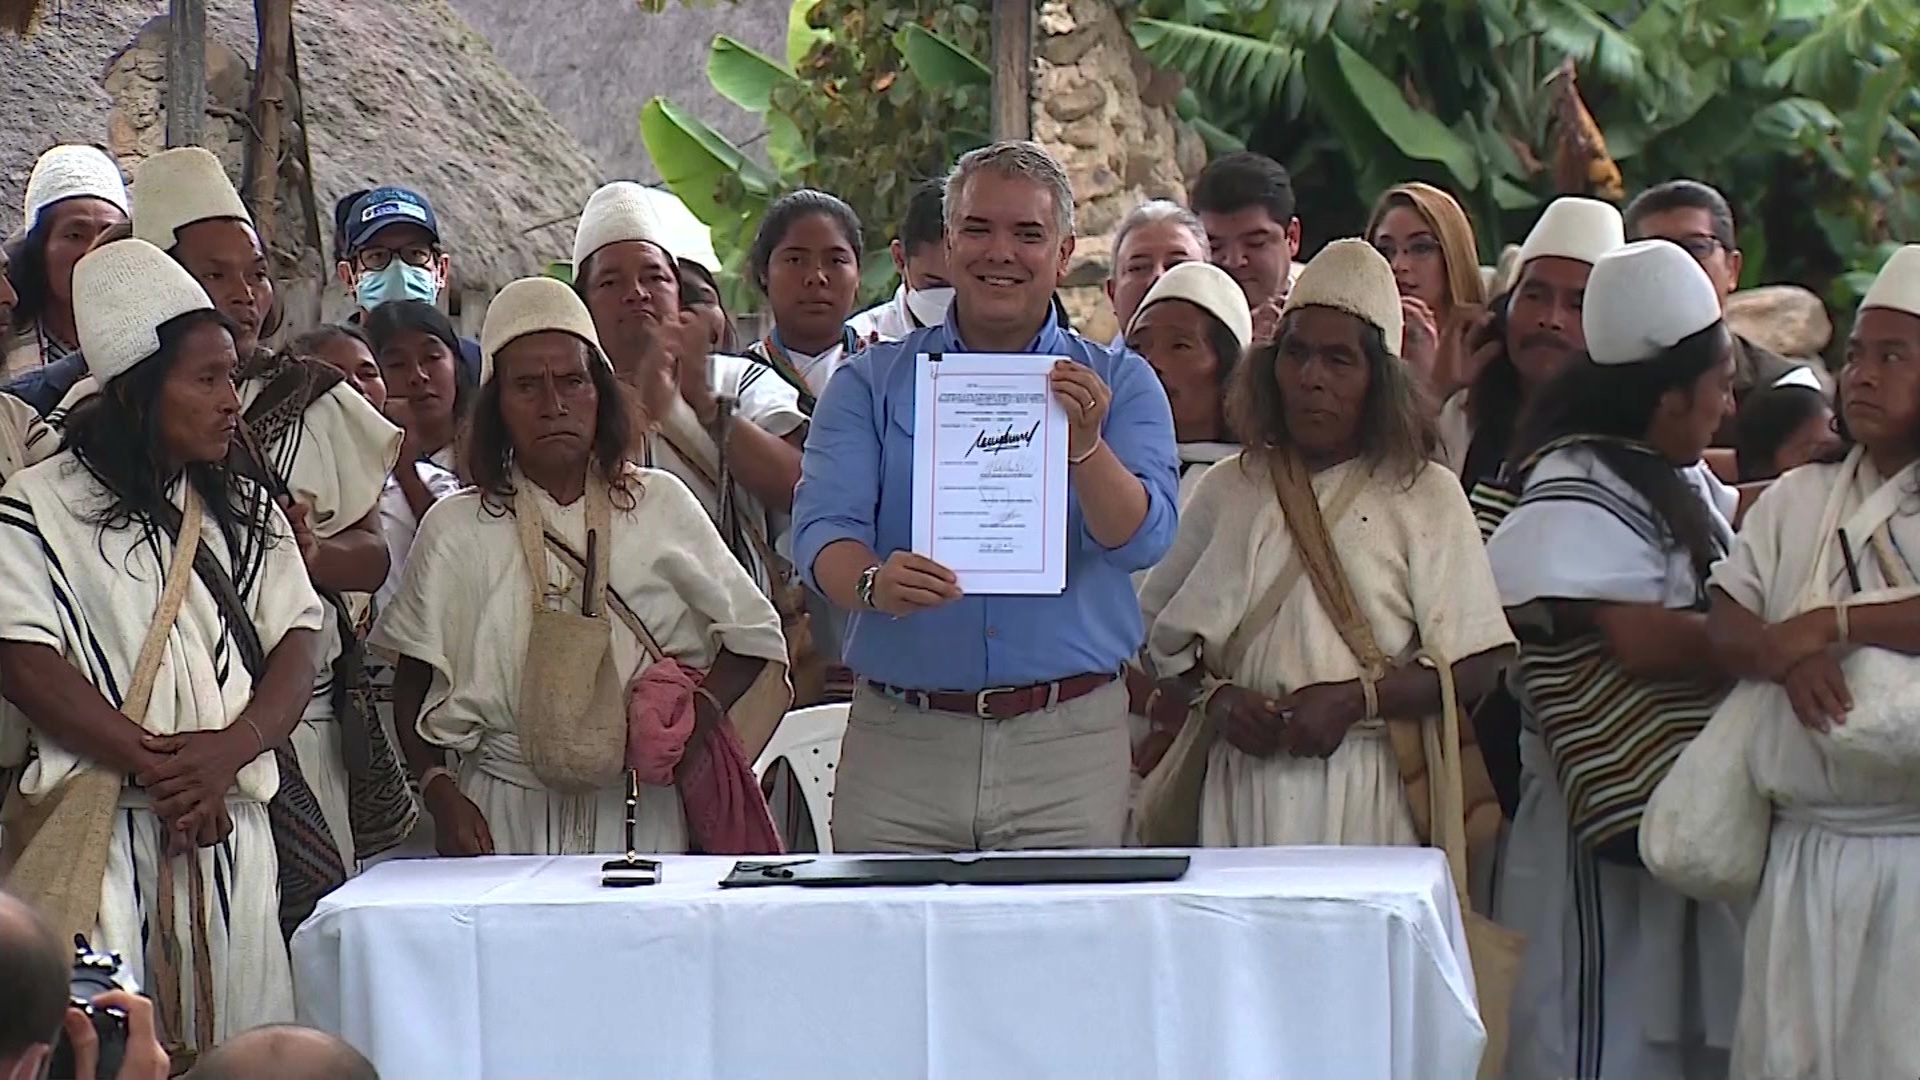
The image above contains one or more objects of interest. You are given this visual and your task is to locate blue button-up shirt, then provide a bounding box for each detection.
[791,309,1179,692]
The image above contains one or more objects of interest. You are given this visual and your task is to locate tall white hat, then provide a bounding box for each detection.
[1582,240,1723,366]
[1128,261,1254,353]
[572,182,675,270]
[130,147,252,251]
[1859,244,1920,319]
[480,276,610,385]
[72,239,216,384]
[22,145,129,233]
[1516,197,1625,268]
[1281,238,1405,357]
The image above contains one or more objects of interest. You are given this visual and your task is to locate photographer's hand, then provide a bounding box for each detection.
[61,989,168,1080]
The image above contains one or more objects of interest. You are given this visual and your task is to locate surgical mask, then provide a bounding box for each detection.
[905,285,955,327]
[356,261,439,309]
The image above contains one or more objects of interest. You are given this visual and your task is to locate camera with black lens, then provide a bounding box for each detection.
[46,935,129,1080]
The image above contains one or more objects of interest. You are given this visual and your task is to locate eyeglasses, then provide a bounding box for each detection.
[1669,234,1726,260]
[1373,237,1442,261]
[356,245,438,271]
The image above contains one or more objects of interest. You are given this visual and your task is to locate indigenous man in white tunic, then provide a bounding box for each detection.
[111,149,406,932]
[1705,243,1920,1078]
[1436,196,1624,491]
[1487,240,1748,1078]
[571,184,810,626]
[372,278,789,856]
[1139,240,1514,849]
[0,239,324,1061]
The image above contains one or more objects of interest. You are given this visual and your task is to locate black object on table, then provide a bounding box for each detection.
[719,853,1191,889]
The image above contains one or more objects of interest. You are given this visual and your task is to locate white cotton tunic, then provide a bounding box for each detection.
[1140,454,1514,847]
[1708,458,1920,1078]
[41,372,401,871]
[370,468,789,856]
[0,453,324,1044]
[1485,445,1745,1079]
[249,379,400,873]
[1437,391,1473,474]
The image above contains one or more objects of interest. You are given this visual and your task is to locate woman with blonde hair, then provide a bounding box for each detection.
[1365,182,1486,391]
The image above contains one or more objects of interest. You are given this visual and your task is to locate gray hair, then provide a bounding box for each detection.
[943,141,1076,239]
[1109,200,1207,277]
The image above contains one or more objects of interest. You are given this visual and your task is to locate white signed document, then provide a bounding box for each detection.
[911,352,1069,594]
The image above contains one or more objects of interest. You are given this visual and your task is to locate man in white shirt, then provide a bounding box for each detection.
[1103,200,1210,349]
[847,181,951,343]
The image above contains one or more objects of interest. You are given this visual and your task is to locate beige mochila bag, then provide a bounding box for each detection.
[511,477,626,794]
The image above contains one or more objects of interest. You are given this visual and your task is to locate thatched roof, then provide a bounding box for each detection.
[448,0,788,180]
[2,0,603,292]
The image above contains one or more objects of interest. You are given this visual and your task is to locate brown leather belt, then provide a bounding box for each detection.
[866,671,1119,720]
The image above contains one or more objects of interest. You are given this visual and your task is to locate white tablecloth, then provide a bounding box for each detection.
[292,847,1484,1079]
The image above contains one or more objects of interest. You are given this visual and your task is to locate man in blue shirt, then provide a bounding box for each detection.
[791,141,1180,853]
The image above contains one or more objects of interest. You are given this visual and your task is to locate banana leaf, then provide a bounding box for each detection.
[709,34,799,114]
[896,24,990,88]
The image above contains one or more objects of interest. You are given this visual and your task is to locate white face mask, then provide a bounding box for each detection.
[905,285,955,327]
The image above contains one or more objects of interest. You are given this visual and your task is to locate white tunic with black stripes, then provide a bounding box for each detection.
[1485,445,1745,1079]
[0,452,324,1044]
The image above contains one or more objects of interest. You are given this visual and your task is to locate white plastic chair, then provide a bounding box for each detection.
[754,703,849,853]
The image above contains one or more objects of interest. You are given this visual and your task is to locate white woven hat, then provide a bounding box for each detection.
[1582,240,1723,366]
[22,145,129,233]
[643,187,720,273]
[1281,238,1405,357]
[572,182,677,270]
[130,147,252,251]
[1860,244,1920,319]
[72,239,216,384]
[1127,261,1254,354]
[480,276,610,384]
[1517,197,1624,268]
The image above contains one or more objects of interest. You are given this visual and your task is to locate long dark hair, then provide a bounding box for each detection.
[62,310,279,571]
[1510,323,1731,582]
[4,219,58,336]
[1735,383,1829,481]
[1229,308,1435,484]
[463,334,640,511]
[676,257,738,353]
[363,299,476,423]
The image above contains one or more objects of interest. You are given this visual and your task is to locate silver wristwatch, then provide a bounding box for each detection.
[856,564,880,609]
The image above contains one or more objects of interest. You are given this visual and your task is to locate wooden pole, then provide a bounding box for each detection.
[989,0,1033,142]
[164,0,207,147]
[245,0,294,241]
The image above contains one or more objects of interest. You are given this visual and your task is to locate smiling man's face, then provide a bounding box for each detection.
[946,170,1072,342]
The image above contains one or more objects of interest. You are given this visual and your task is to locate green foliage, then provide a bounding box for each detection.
[1133,0,1919,337]
[638,0,990,310]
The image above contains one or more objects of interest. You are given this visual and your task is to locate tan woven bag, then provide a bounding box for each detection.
[510,479,627,794]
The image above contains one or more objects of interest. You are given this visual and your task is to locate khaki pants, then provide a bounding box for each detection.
[831,680,1131,853]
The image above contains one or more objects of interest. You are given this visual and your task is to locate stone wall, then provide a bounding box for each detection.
[1034,0,1206,343]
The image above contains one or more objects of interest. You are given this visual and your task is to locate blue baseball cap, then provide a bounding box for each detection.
[346,186,440,250]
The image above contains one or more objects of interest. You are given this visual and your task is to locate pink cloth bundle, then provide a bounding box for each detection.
[626,659,783,855]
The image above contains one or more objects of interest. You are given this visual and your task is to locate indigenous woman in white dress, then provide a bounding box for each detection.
[1486,240,1747,1078]
[1140,240,1514,848]
[741,190,866,410]
[0,239,323,1057]
[373,278,789,857]
[1705,244,1920,1078]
